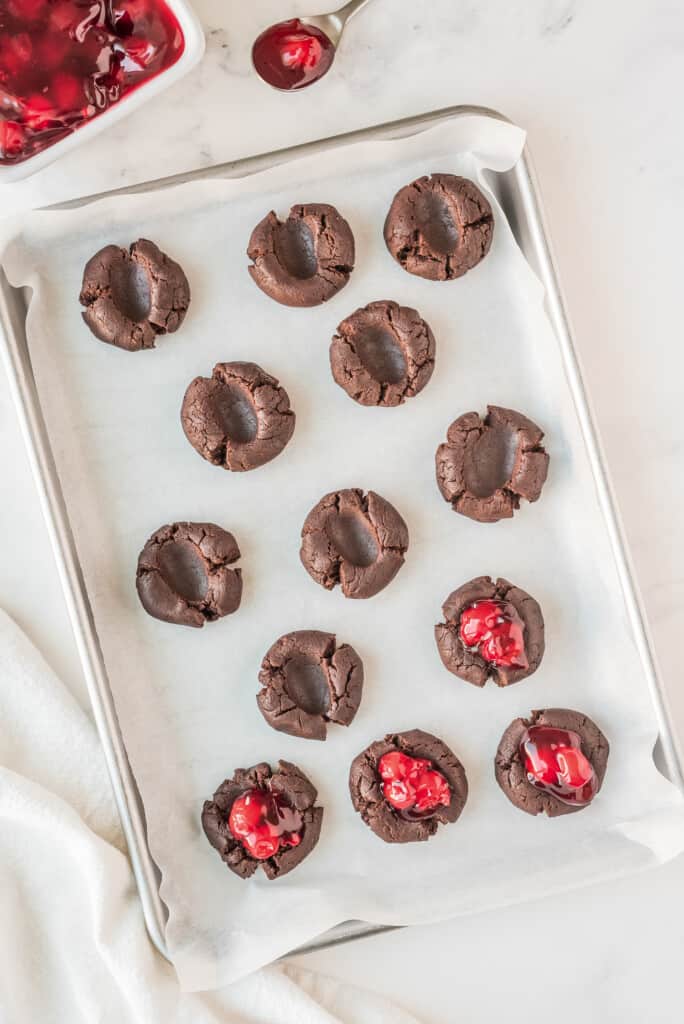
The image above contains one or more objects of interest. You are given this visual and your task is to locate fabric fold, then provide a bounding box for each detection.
[0,609,421,1024]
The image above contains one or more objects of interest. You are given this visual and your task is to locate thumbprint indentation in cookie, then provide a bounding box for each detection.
[417,189,460,255]
[109,258,152,322]
[328,512,380,568]
[284,657,332,716]
[464,424,518,499]
[355,325,408,384]
[156,539,209,604]
[213,383,259,445]
[274,219,318,279]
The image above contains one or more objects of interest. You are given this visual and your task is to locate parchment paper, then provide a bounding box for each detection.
[3,116,684,990]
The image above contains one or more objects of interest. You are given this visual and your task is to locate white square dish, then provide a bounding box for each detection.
[0,0,204,184]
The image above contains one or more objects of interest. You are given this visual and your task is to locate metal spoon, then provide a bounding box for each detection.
[302,0,374,49]
[252,0,375,91]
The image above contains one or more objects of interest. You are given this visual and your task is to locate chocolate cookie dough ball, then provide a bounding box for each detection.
[300,488,409,599]
[202,761,323,879]
[435,576,545,687]
[435,405,550,523]
[258,630,364,741]
[330,300,436,407]
[247,203,355,307]
[181,361,295,472]
[349,729,468,843]
[79,238,190,351]
[136,522,242,628]
[495,709,609,817]
[384,174,494,281]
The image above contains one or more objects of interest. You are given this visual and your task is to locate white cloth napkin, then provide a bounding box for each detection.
[0,609,422,1024]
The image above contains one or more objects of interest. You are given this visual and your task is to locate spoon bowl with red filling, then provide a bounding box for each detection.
[252,19,335,92]
[251,0,372,92]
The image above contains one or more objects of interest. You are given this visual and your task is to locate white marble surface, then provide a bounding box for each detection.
[1,1,683,1020]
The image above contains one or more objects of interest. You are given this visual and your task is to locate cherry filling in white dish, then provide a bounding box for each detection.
[0,0,185,165]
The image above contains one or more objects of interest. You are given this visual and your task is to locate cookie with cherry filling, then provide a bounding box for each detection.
[202,761,323,879]
[349,729,468,843]
[495,708,609,817]
[435,576,544,687]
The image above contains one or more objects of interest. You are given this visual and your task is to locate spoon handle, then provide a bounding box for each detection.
[338,0,374,25]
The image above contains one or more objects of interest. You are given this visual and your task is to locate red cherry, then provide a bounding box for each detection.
[0,120,26,159]
[459,599,502,646]
[556,746,594,790]
[521,725,598,806]
[23,93,60,131]
[51,73,84,116]
[0,32,33,79]
[228,788,303,861]
[378,752,451,815]
[8,0,46,20]
[379,750,412,781]
[413,769,451,812]
[480,620,526,666]
[35,32,72,71]
[459,600,528,669]
[385,778,414,809]
[48,2,83,34]
[10,32,32,66]
[251,835,280,860]
[229,790,265,833]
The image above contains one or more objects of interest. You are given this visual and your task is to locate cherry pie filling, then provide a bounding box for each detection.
[252,18,335,92]
[520,724,598,806]
[459,598,529,670]
[228,787,303,861]
[378,750,451,819]
[0,0,184,165]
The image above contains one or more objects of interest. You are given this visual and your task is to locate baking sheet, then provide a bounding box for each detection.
[2,115,684,990]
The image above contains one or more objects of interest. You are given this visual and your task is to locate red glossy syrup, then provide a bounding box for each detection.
[252,18,335,92]
[0,0,185,165]
[228,787,303,861]
[459,599,528,669]
[378,751,451,817]
[521,725,597,806]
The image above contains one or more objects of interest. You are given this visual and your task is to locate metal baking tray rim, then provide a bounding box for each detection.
[1,103,681,965]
